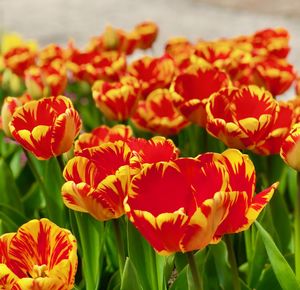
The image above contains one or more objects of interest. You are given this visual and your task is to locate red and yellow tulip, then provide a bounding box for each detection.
[62,141,136,221]
[0,219,77,290]
[9,95,82,159]
[206,85,279,150]
[74,124,133,153]
[131,88,190,136]
[171,62,230,126]
[280,123,300,171]
[92,75,140,121]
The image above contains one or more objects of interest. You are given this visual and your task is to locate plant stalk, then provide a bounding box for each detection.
[186,251,202,290]
[224,235,241,290]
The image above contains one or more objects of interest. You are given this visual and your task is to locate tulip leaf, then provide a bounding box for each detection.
[255,221,300,290]
[120,258,143,290]
[74,212,105,290]
[256,254,294,290]
[42,157,67,226]
[0,157,24,212]
[127,221,167,290]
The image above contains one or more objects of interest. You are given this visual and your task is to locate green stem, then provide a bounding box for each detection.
[113,218,126,278]
[23,150,51,217]
[186,251,202,290]
[224,235,241,290]
[295,171,300,281]
[56,155,65,172]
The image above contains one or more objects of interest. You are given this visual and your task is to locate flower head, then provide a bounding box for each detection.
[10,95,82,159]
[0,219,77,290]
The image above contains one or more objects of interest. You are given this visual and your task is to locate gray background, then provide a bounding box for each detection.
[1,0,299,70]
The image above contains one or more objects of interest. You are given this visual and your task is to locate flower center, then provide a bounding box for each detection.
[31,264,49,278]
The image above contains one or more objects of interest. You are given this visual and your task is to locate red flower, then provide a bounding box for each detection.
[196,149,278,240]
[131,88,190,136]
[253,101,296,155]
[206,85,279,150]
[3,46,36,77]
[74,124,133,153]
[1,94,31,137]
[0,219,77,290]
[170,62,230,126]
[128,54,175,98]
[10,96,82,160]
[134,21,159,50]
[62,141,136,221]
[92,76,140,121]
[280,123,300,171]
[125,157,236,255]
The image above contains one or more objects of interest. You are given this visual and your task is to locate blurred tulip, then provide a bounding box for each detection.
[170,62,230,126]
[0,94,31,137]
[74,124,133,153]
[62,141,136,221]
[92,75,140,121]
[131,88,190,136]
[0,218,77,290]
[280,123,300,171]
[9,95,82,160]
[206,85,279,150]
[134,21,159,50]
[128,54,175,98]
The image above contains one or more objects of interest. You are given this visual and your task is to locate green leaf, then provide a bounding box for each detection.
[127,221,167,290]
[74,212,105,290]
[120,258,143,290]
[255,221,300,290]
[0,157,24,212]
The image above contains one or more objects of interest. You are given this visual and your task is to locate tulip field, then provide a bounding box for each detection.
[0,22,300,290]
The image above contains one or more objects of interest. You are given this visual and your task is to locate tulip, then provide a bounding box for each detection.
[74,124,133,153]
[280,123,300,171]
[92,76,140,121]
[0,219,77,290]
[9,95,82,160]
[206,85,279,150]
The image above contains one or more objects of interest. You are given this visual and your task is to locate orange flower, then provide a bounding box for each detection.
[9,95,82,160]
[92,76,140,121]
[170,62,230,127]
[251,27,290,58]
[74,124,133,153]
[194,40,233,68]
[38,44,66,66]
[253,101,296,155]
[254,58,296,96]
[131,88,190,136]
[124,156,237,255]
[3,46,37,77]
[127,136,179,164]
[62,141,135,221]
[1,94,31,137]
[280,123,300,171]
[25,61,67,99]
[196,149,278,240]
[206,85,279,150]
[134,21,159,50]
[128,54,175,98]
[66,43,126,84]
[164,37,194,70]
[0,219,77,290]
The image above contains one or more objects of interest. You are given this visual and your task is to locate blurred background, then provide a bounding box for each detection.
[0,0,299,68]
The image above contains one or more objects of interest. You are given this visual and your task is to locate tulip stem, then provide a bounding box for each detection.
[23,149,52,217]
[56,155,65,172]
[295,171,300,282]
[112,219,125,278]
[224,235,241,290]
[186,251,202,290]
